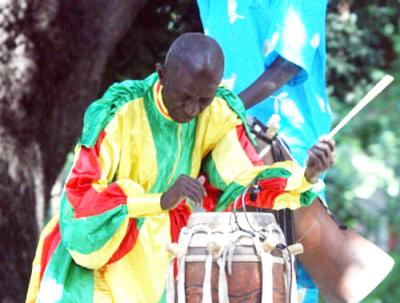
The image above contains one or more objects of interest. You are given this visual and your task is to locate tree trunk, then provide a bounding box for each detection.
[0,1,145,301]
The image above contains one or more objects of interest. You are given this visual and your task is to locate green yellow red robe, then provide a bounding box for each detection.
[26,73,321,303]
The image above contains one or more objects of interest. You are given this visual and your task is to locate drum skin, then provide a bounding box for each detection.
[255,135,394,302]
[185,261,286,303]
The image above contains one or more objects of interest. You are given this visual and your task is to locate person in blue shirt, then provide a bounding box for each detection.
[196,0,332,301]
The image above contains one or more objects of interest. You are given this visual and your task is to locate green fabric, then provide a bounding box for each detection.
[159,288,167,303]
[215,181,246,212]
[142,85,197,193]
[256,167,292,180]
[41,242,94,302]
[80,73,158,147]
[215,87,256,145]
[60,192,128,254]
[300,188,320,206]
[202,154,229,191]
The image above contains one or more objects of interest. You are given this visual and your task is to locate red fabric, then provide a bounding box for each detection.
[169,201,191,243]
[169,201,191,277]
[227,177,288,211]
[202,176,221,212]
[107,218,140,264]
[66,130,128,218]
[40,223,61,281]
[236,125,264,166]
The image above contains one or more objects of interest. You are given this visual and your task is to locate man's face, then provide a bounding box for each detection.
[159,66,220,123]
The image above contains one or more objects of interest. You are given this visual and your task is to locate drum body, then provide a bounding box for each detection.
[176,212,293,303]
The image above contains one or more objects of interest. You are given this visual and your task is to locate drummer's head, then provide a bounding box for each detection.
[156,33,224,123]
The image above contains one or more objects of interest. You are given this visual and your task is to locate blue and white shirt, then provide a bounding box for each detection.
[197,0,332,166]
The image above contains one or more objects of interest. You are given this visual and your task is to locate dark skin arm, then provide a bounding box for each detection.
[238,56,301,109]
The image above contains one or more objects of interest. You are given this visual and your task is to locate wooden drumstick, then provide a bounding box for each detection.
[326,75,394,140]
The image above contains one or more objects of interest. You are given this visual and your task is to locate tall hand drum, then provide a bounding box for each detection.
[166,212,301,303]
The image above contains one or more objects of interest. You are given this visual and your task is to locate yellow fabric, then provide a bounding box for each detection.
[231,165,269,186]
[93,268,113,303]
[27,78,319,302]
[190,97,244,176]
[268,161,315,210]
[212,127,255,185]
[84,92,258,301]
[121,98,158,191]
[69,101,163,270]
[126,192,164,217]
[69,96,170,300]
[25,215,59,303]
[104,213,171,303]
[273,193,304,210]
[273,161,313,193]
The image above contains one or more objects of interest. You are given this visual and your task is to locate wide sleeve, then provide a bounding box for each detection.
[263,0,327,84]
[60,107,164,270]
[201,105,323,212]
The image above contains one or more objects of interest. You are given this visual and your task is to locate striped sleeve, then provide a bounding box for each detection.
[60,110,164,269]
[202,116,322,212]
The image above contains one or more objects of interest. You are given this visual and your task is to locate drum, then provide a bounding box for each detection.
[248,118,394,302]
[167,212,296,303]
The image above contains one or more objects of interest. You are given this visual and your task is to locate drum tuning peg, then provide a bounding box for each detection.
[265,114,281,140]
[287,243,304,256]
[262,237,279,252]
[166,243,185,257]
[207,241,222,258]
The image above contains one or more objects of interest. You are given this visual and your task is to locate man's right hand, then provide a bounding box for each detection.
[160,175,207,210]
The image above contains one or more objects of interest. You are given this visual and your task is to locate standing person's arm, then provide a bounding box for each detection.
[240,1,328,109]
[239,57,300,109]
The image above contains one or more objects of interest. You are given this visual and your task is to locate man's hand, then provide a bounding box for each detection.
[305,136,335,183]
[160,175,207,210]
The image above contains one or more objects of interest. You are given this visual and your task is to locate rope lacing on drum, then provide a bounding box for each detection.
[263,223,298,303]
[254,236,274,303]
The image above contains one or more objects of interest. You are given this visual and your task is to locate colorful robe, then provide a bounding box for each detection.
[26,73,321,303]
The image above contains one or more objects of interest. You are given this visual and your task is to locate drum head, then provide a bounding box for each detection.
[187,212,277,232]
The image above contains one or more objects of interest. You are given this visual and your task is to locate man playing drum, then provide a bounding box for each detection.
[26,33,334,303]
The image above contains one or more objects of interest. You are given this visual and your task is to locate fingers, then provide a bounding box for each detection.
[197,175,208,197]
[307,149,326,171]
[177,175,207,205]
[162,175,208,210]
[319,135,336,153]
[311,143,334,167]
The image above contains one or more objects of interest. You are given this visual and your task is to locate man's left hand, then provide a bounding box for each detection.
[304,136,335,183]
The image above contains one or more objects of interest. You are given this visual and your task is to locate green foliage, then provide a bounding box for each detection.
[326,0,400,103]
[324,3,400,300]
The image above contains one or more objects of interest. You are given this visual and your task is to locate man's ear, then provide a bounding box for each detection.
[155,63,166,85]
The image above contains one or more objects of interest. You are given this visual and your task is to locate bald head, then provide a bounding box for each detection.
[164,33,224,80]
[156,33,225,123]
